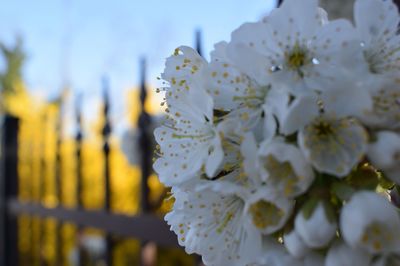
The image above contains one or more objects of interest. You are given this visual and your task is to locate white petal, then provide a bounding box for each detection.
[319,80,373,118]
[284,230,310,258]
[162,46,207,82]
[279,94,319,135]
[354,0,400,45]
[259,139,315,197]
[207,59,255,111]
[269,0,320,39]
[165,188,263,266]
[295,202,337,248]
[368,131,400,184]
[360,77,400,130]
[205,137,224,178]
[340,191,400,254]
[255,237,302,266]
[326,240,372,266]
[245,189,294,234]
[298,116,368,177]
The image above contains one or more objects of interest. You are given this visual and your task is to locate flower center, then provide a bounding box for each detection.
[249,200,284,229]
[264,155,298,196]
[361,222,393,252]
[312,121,334,137]
[286,44,308,71]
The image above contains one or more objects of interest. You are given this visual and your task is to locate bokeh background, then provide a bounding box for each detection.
[0,1,278,265]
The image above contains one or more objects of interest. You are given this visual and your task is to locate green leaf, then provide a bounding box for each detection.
[331,182,355,201]
[302,198,319,220]
[322,201,336,224]
[346,164,379,190]
[378,172,395,190]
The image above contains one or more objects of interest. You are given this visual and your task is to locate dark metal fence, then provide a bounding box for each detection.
[0,51,203,265]
[0,68,180,266]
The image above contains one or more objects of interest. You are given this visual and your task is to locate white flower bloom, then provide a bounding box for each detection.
[208,42,285,142]
[284,230,310,258]
[325,240,372,266]
[257,138,315,197]
[278,77,372,135]
[271,80,370,177]
[252,238,303,266]
[165,187,263,266]
[295,202,337,248]
[162,46,207,85]
[340,191,400,254]
[298,114,368,177]
[227,0,366,96]
[361,77,400,130]
[241,133,314,197]
[368,131,400,184]
[153,118,224,186]
[245,188,294,234]
[354,0,400,75]
[154,82,225,187]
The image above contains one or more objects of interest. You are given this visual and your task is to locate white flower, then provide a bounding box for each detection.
[252,238,303,266]
[242,134,315,198]
[361,77,400,130]
[245,188,294,234]
[153,117,224,186]
[340,191,400,254]
[227,0,366,96]
[165,187,262,266]
[354,0,400,75]
[154,47,227,186]
[284,230,310,258]
[295,202,337,248]
[208,42,283,140]
[298,114,368,177]
[278,77,372,135]
[325,240,372,266]
[368,131,400,184]
[162,46,207,85]
[272,78,371,177]
[259,139,315,197]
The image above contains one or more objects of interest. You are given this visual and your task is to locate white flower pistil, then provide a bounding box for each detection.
[279,42,315,80]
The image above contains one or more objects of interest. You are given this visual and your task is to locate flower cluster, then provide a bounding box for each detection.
[154,0,400,265]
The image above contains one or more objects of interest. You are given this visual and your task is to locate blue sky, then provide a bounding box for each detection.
[0,0,276,131]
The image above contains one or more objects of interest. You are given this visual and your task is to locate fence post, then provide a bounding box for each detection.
[138,58,154,266]
[138,58,151,215]
[75,97,85,266]
[0,115,19,266]
[195,29,202,56]
[102,77,114,266]
[55,97,64,266]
